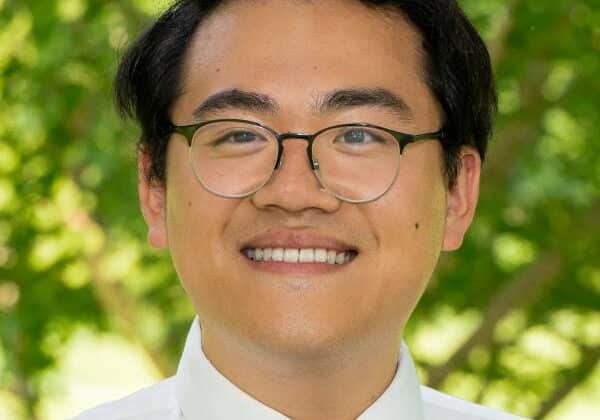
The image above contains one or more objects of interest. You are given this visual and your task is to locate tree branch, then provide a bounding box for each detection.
[534,345,600,420]
[426,251,563,388]
[72,210,175,377]
[482,61,550,192]
[88,254,175,377]
[487,0,520,64]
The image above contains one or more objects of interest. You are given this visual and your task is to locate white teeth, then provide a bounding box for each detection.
[245,247,355,265]
[327,250,337,264]
[272,248,284,262]
[315,248,327,262]
[299,248,314,262]
[284,248,299,263]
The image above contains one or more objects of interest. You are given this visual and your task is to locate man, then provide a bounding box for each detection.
[78,0,522,418]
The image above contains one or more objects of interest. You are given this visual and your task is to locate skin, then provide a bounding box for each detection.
[139,0,481,418]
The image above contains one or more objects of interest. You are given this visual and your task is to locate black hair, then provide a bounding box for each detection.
[115,0,496,188]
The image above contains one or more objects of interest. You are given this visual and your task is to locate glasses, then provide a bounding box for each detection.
[171,118,445,203]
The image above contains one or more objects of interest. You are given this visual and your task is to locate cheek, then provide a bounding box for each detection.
[375,164,446,253]
[164,142,234,303]
[166,185,240,319]
[364,159,447,316]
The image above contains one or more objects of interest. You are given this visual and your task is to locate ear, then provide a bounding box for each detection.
[442,146,481,251]
[138,150,168,249]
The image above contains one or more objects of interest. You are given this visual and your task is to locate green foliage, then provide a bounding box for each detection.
[0,0,598,419]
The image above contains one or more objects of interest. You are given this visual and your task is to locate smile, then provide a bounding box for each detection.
[242,247,358,265]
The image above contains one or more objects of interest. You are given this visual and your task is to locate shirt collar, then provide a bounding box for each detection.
[175,317,425,420]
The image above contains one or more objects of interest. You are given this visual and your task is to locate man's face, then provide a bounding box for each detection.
[143,0,477,354]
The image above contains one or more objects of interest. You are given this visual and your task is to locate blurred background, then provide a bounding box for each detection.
[0,0,598,419]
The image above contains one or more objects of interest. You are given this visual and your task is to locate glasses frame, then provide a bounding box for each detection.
[170,118,446,203]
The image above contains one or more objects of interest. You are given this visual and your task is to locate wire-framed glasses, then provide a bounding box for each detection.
[171,118,445,203]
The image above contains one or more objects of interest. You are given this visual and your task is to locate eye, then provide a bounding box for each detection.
[214,130,265,145]
[339,128,381,145]
[233,130,261,143]
[344,129,365,144]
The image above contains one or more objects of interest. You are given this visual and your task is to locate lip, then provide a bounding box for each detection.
[240,230,359,253]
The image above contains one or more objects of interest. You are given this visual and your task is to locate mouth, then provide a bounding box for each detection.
[239,230,360,274]
[241,247,359,265]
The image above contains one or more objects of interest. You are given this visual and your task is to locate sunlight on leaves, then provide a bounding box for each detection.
[29,234,69,271]
[492,233,536,272]
[539,108,585,161]
[542,61,575,101]
[519,326,581,368]
[12,105,46,153]
[22,155,51,181]
[502,205,527,227]
[56,0,88,22]
[38,327,162,420]
[32,200,63,232]
[0,282,20,312]
[498,79,521,115]
[460,0,507,41]
[0,142,19,173]
[132,0,170,15]
[468,345,491,371]
[495,309,527,344]
[411,306,482,365]
[481,379,539,417]
[550,308,600,347]
[54,178,86,214]
[442,371,483,401]
[0,246,11,267]
[0,10,33,70]
[0,391,25,420]
[138,305,169,349]
[60,62,100,90]
[100,240,142,282]
[0,178,16,211]
[62,260,92,289]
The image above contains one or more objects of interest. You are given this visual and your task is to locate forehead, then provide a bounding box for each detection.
[174,0,437,126]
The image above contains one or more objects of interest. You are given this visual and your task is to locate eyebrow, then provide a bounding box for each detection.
[193,89,279,119]
[192,87,413,120]
[315,88,413,119]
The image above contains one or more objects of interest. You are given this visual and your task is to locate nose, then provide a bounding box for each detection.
[250,138,341,214]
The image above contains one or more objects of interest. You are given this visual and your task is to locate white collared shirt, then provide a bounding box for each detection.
[75,317,525,420]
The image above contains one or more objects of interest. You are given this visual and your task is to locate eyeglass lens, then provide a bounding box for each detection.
[188,121,401,202]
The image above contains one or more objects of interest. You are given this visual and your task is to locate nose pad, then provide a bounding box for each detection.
[267,140,324,191]
[312,159,320,171]
[273,138,310,170]
[309,158,331,194]
[274,153,283,171]
[312,160,330,194]
[274,149,284,171]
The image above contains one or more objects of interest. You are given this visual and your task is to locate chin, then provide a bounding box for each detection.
[235,309,375,358]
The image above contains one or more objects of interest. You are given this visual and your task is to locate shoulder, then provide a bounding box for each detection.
[420,385,529,420]
[72,376,180,420]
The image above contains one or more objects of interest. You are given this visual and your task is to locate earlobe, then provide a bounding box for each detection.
[138,150,168,249]
[442,146,481,251]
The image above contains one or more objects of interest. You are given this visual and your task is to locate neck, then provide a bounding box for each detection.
[200,321,402,420]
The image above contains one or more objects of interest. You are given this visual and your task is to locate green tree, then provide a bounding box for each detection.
[0,1,598,419]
